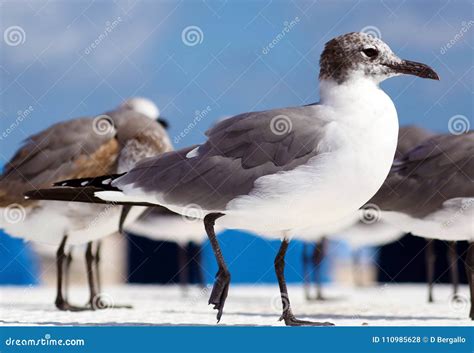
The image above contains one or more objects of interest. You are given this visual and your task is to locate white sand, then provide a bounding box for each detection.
[0,284,471,326]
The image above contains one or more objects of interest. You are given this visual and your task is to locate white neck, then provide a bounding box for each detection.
[319,76,380,107]
[318,76,398,130]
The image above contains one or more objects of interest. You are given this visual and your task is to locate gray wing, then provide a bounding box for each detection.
[114,105,327,210]
[0,116,118,206]
[369,132,474,218]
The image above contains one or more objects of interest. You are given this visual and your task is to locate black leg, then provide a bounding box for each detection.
[95,241,102,294]
[55,237,88,311]
[274,237,334,326]
[55,236,68,310]
[448,241,460,301]
[465,242,473,320]
[426,239,436,303]
[302,243,312,300]
[204,213,229,323]
[312,237,327,301]
[85,242,98,310]
[118,205,132,234]
[87,241,132,310]
[63,249,73,303]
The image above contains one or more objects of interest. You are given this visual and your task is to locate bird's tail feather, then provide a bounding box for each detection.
[24,174,154,207]
[53,173,125,189]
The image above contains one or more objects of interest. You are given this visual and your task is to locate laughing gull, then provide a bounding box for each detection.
[125,207,221,288]
[2,97,172,310]
[368,131,474,319]
[25,32,439,325]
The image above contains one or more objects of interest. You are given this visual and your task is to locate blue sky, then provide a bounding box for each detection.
[1,0,472,160]
[0,0,472,283]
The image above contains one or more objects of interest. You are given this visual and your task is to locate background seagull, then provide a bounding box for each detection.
[1,97,172,310]
[368,131,474,319]
[26,32,439,325]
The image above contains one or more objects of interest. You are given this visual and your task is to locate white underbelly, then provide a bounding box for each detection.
[0,201,146,246]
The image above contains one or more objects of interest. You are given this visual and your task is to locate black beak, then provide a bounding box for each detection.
[157,117,169,129]
[385,60,440,80]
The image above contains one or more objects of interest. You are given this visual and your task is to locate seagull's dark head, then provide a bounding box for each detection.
[319,32,439,84]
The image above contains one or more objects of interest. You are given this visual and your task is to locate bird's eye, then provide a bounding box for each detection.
[362,48,378,58]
